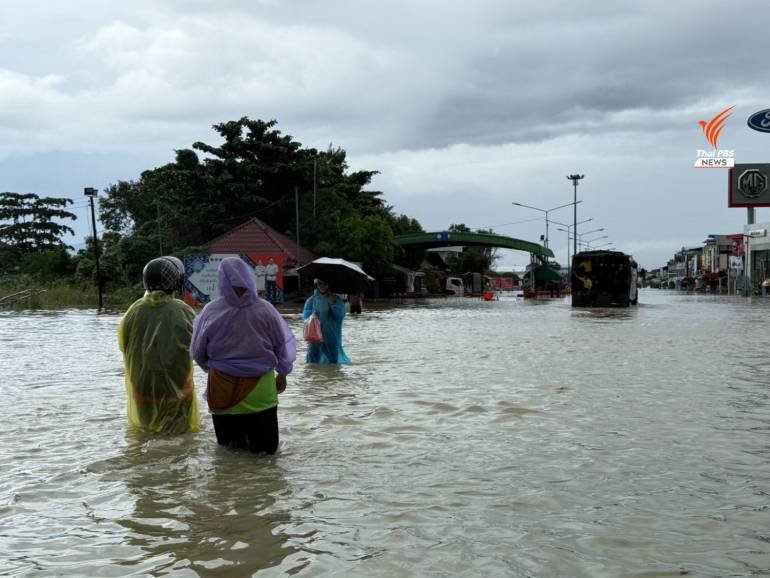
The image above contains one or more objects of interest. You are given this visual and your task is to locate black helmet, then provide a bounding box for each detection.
[143,257,184,294]
[163,256,185,277]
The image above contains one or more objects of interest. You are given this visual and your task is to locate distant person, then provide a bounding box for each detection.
[254,259,267,298]
[265,257,279,302]
[348,293,363,315]
[191,257,296,454]
[303,278,350,364]
[118,256,200,435]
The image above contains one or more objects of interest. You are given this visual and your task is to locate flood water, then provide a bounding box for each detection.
[2,290,770,577]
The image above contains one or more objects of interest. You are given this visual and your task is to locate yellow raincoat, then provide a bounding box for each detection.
[118,290,200,434]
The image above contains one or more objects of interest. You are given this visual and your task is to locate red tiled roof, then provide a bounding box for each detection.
[208,217,315,267]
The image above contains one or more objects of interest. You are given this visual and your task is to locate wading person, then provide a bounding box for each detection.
[348,293,363,315]
[118,256,200,434]
[303,279,350,364]
[191,257,296,454]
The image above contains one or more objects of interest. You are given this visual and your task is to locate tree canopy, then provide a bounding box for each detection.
[0,192,78,277]
[0,192,77,252]
[445,223,498,274]
[97,117,423,286]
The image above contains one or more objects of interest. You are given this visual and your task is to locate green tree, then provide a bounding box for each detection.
[390,213,425,269]
[422,263,441,293]
[445,224,497,274]
[0,192,77,252]
[20,247,75,281]
[98,117,418,275]
[337,215,394,265]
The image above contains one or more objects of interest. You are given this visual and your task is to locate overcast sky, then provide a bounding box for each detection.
[2,0,770,270]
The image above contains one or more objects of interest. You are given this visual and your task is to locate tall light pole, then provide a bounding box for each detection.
[84,187,103,310]
[554,218,592,271]
[558,226,605,251]
[576,228,605,250]
[512,200,582,250]
[567,174,585,258]
[583,234,609,249]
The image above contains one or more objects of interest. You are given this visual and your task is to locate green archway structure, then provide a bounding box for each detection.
[394,231,554,259]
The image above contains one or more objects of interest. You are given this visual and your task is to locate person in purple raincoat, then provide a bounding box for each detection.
[191,257,297,454]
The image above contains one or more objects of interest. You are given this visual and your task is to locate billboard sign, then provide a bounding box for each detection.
[183,253,284,306]
[728,164,770,207]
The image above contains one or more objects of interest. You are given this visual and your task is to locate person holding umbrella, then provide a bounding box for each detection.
[303,278,351,364]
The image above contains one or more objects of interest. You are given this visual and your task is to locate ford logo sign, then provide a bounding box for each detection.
[747,109,770,133]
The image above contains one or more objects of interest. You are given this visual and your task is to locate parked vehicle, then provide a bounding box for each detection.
[462,272,484,295]
[522,262,570,299]
[445,276,464,296]
[571,251,638,307]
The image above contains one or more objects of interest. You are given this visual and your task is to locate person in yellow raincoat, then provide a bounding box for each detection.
[118,256,200,434]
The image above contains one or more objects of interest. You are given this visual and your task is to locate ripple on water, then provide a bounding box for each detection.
[3,292,770,576]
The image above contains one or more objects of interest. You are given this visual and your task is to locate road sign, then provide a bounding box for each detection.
[728,164,770,207]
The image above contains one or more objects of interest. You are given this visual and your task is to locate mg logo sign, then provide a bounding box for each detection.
[729,164,770,207]
[738,169,767,199]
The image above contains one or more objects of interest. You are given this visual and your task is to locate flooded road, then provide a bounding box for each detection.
[2,290,770,577]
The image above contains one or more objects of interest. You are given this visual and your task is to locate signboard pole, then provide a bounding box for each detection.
[748,207,754,295]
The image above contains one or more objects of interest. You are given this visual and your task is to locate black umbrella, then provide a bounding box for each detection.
[296,257,374,294]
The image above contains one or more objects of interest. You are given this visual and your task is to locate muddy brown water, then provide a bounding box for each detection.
[1,290,769,576]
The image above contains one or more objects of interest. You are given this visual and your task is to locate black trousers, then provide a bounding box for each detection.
[211,406,279,454]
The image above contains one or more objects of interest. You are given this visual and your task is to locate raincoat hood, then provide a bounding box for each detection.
[143,289,172,307]
[219,257,258,308]
[191,258,297,378]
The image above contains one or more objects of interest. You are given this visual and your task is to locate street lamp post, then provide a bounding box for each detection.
[583,235,609,249]
[567,174,585,258]
[576,228,605,250]
[554,218,592,272]
[559,227,606,251]
[84,187,103,310]
[512,200,582,251]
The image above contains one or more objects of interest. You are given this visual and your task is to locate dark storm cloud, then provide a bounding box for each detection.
[2,0,770,267]
[408,1,770,150]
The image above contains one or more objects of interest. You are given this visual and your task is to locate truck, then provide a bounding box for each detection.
[445,276,464,296]
[571,250,638,307]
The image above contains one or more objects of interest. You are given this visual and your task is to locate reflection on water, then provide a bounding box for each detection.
[96,431,296,575]
[2,291,770,576]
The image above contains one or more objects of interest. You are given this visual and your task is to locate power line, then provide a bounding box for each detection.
[472,215,546,231]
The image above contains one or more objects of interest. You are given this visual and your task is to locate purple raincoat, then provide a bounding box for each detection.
[191,257,297,377]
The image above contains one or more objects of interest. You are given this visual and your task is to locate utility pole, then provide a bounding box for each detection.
[84,187,103,310]
[156,195,163,255]
[313,157,317,219]
[295,186,300,248]
[567,174,585,258]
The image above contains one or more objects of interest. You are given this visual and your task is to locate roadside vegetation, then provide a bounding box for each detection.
[1,118,503,310]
